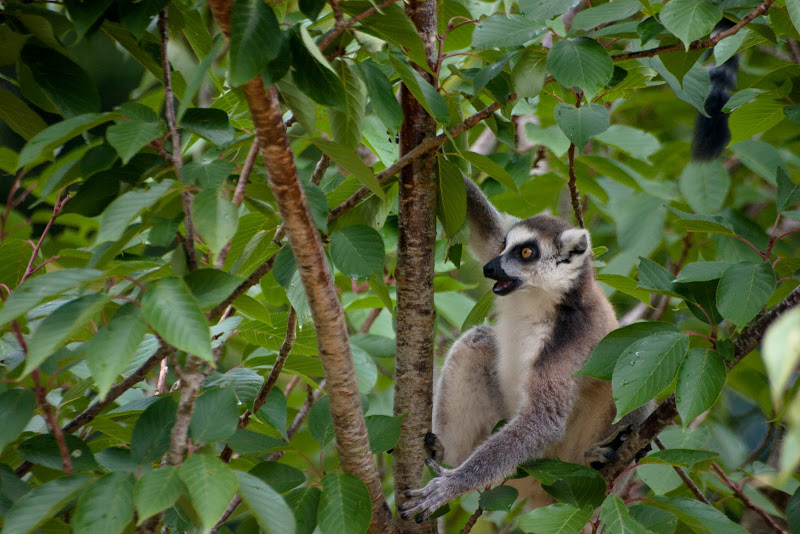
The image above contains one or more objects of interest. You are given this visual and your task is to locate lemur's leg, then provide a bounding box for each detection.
[432,326,507,466]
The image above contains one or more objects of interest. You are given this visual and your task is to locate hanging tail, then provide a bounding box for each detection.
[692,20,739,161]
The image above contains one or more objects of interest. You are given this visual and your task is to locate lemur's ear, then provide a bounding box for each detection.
[559,228,590,260]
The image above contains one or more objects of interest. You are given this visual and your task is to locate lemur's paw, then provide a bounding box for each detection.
[424,431,445,461]
[585,425,633,470]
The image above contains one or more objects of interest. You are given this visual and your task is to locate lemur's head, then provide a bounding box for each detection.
[483,215,591,297]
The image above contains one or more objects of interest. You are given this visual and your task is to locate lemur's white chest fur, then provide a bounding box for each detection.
[494,288,559,414]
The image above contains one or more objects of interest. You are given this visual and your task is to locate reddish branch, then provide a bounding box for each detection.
[712,463,787,533]
[317,0,401,51]
[206,2,392,530]
[566,143,584,229]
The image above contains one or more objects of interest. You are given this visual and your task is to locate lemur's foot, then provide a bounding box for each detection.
[585,425,652,470]
[424,431,445,462]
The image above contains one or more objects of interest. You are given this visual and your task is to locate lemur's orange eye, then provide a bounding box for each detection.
[521,247,533,259]
[499,240,506,254]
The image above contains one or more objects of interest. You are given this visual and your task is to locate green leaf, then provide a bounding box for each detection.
[436,156,467,237]
[304,182,329,233]
[547,37,613,100]
[678,160,730,214]
[660,49,703,89]
[178,455,239,534]
[192,189,239,256]
[85,302,147,399]
[118,0,169,37]
[517,503,593,534]
[73,473,135,534]
[328,61,367,148]
[554,103,610,150]
[180,160,237,188]
[95,179,174,244]
[190,386,239,443]
[675,261,729,283]
[479,485,518,511]
[471,15,546,49]
[226,429,284,455]
[676,349,726,425]
[19,434,100,472]
[461,290,494,331]
[658,0,721,48]
[648,58,709,115]
[777,167,800,212]
[762,307,800,407]
[716,262,776,329]
[669,208,736,236]
[352,344,378,393]
[235,471,296,534]
[24,293,107,377]
[525,124,571,157]
[249,461,306,493]
[330,225,385,280]
[365,414,404,453]
[141,277,213,362]
[135,466,185,523]
[637,257,679,297]
[596,274,652,305]
[523,460,606,508]
[612,332,689,420]
[3,475,92,534]
[21,42,100,117]
[318,473,372,534]
[463,151,517,192]
[179,108,234,146]
[571,0,642,31]
[106,120,162,164]
[131,396,177,464]
[258,389,287,438]
[788,486,800,534]
[639,448,718,468]
[229,0,281,86]
[184,269,243,309]
[729,98,786,145]
[0,268,103,326]
[290,31,346,110]
[18,112,119,168]
[286,487,321,534]
[0,389,35,452]
[358,61,402,133]
[599,494,650,534]
[0,88,46,140]
[593,124,661,162]
[648,497,748,534]
[308,138,384,200]
[512,47,548,99]
[64,0,114,41]
[389,55,450,123]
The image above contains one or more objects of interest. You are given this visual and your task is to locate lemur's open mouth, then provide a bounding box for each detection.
[490,278,521,296]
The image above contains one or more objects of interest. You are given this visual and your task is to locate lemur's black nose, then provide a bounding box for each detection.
[483,257,500,278]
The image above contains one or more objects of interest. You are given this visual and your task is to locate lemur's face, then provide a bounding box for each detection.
[483,218,590,297]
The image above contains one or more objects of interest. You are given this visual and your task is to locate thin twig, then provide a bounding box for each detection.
[712,463,787,534]
[215,139,260,269]
[220,308,298,462]
[310,153,332,186]
[157,360,169,394]
[22,189,71,282]
[567,143,584,229]
[317,0,401,51]
[654,438,710,505]
[357,308,382,334]
[744,421,780,466]
[459,507,483,534]
[159,8,198,271]
[32,369,73,474]
[610,0,775,61]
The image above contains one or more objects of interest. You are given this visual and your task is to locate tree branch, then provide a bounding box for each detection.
[317,0,401,52]
[566,143,584,229]
[601,284,800,483]
[610,0,775,61]
[712,463,787,534]
[215,138,260,269]
[654,437,710,505]
[220,308,297,463]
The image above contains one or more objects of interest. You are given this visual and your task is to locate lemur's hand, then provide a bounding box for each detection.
[397,459,466,523]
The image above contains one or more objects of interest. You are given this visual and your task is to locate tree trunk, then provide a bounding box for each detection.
[393,0,438,531]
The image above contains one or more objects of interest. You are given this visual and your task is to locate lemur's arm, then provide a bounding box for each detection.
[464,177,515,264]
[399,358,574,522]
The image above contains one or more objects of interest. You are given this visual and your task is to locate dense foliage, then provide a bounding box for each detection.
[1,0,800,532]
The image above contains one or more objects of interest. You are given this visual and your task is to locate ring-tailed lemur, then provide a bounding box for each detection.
[399,21,738,521]
[398,178,652,521]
